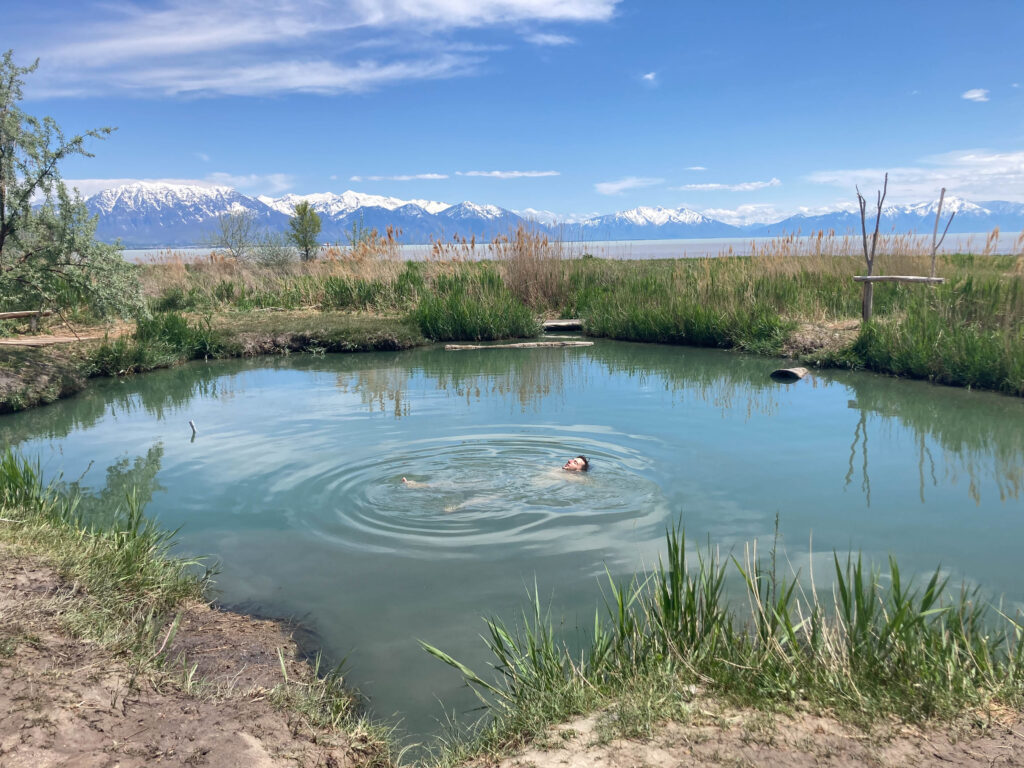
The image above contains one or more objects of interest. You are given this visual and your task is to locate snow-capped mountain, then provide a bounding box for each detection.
[747,197,1024,237]
[258,191,452,217]
[87,183,287,246]
[81,183,1024,247]
[569,206,741,239]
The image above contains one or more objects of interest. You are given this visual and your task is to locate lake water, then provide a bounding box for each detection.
[3,341,1023,739]
[122,231,1024,262]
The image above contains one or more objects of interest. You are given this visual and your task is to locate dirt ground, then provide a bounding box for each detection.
[780,319,860,357]
[0,548,379,768]
[498,705,1024,768]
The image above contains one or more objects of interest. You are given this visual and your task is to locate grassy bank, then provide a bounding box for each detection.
[424,526,1024,766]
[2,229,1022,414]
[133,232,1023,396]
[0,311,427,412]
[0,448,397,764]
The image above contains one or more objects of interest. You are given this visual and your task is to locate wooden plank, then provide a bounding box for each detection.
[446,341,594,351]
[853,276,945,284]
[0,310,53,320]
[543,319,582,331]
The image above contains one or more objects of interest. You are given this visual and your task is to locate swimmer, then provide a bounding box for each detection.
[401,477,427,487]
[562,455,590,472]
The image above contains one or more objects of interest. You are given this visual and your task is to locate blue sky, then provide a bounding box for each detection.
[6,0,1023,222]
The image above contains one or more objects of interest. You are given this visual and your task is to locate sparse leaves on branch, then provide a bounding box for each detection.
[0,50,143,318]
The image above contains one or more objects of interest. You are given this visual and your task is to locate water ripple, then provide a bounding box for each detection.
[284,425,670,558]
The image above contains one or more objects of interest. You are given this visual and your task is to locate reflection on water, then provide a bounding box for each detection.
[3,340,1023,739]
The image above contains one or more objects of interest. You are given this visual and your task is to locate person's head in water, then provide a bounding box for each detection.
[563,455,590,472]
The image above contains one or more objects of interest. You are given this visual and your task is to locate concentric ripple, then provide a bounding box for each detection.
[286,425,671,558]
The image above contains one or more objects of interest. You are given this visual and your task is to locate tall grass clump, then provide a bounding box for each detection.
[575,265,795,354]
[848,277,1024,396]
[89,312,227,376]
[413,267,541,341]
[425,525,1024,762]
[492,225,572,312]
[0,449,208,657]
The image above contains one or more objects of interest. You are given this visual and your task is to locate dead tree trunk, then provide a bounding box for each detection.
[856,173,888,322]
[929,188,956,278]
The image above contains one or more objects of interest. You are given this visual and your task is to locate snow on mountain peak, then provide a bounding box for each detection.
[615,206,709,226]
[89,182,242,214]
[262,190,451,216]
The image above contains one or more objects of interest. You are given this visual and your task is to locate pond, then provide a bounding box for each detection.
[3,340,1023,739]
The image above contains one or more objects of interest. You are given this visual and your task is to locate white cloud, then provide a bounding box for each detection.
[456,170,560,178]
[641,71,656,81]
[1012,83,1020,88]
[350,173,449,181]
[699,202,857,226]
[674,177,781,192]
[195,152,210,162]
[594,176,663,195]
[962,88,990,102]
[26,0,618,97]
[686,166,707,171]
[806,149,1024,202]
[524,32,575,45]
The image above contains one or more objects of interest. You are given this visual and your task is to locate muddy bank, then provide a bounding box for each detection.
[0,547,386,768]
[0,312,428,413]
[498,705,1024,768]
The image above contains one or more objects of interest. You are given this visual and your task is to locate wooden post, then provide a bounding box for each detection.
[861,283,874,323]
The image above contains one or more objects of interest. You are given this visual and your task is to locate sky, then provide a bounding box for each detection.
[4,0,1024,223]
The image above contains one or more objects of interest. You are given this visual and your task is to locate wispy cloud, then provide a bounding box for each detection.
[594,176,663,195]
[673,177,781,192]
[456,170,560,178]
[640,71,657,86]
[202,172,295,193]
[806,149,1024,202]
[195,152,211,163]
[524,32,575,45]
[962,88,990,102]
[350,173,449,181]
[111,55,477,96]
[25,0,619,97]
[686,166,707,171]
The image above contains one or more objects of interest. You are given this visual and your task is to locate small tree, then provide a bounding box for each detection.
[856,173,888,322]
[0,51,142,318]
[288,200,321,261]
[207,210,259,260]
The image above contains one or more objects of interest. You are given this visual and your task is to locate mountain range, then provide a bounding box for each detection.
[83,183,1024,248]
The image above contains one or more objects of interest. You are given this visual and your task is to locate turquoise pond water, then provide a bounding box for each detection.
[3,340,1022,738]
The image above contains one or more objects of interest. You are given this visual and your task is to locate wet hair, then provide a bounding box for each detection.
[576,455,590,471]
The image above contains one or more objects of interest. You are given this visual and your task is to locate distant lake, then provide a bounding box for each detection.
[122,232,1023,263]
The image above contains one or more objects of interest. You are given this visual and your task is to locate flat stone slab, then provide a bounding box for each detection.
[543,319,583,331]
[446,341,594,351]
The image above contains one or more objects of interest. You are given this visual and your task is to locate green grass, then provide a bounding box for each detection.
[423,524,1024,765]
[0,448,208,659]
[132,249,1024,397]
[0,447,397,763]
[412,268,541,341]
